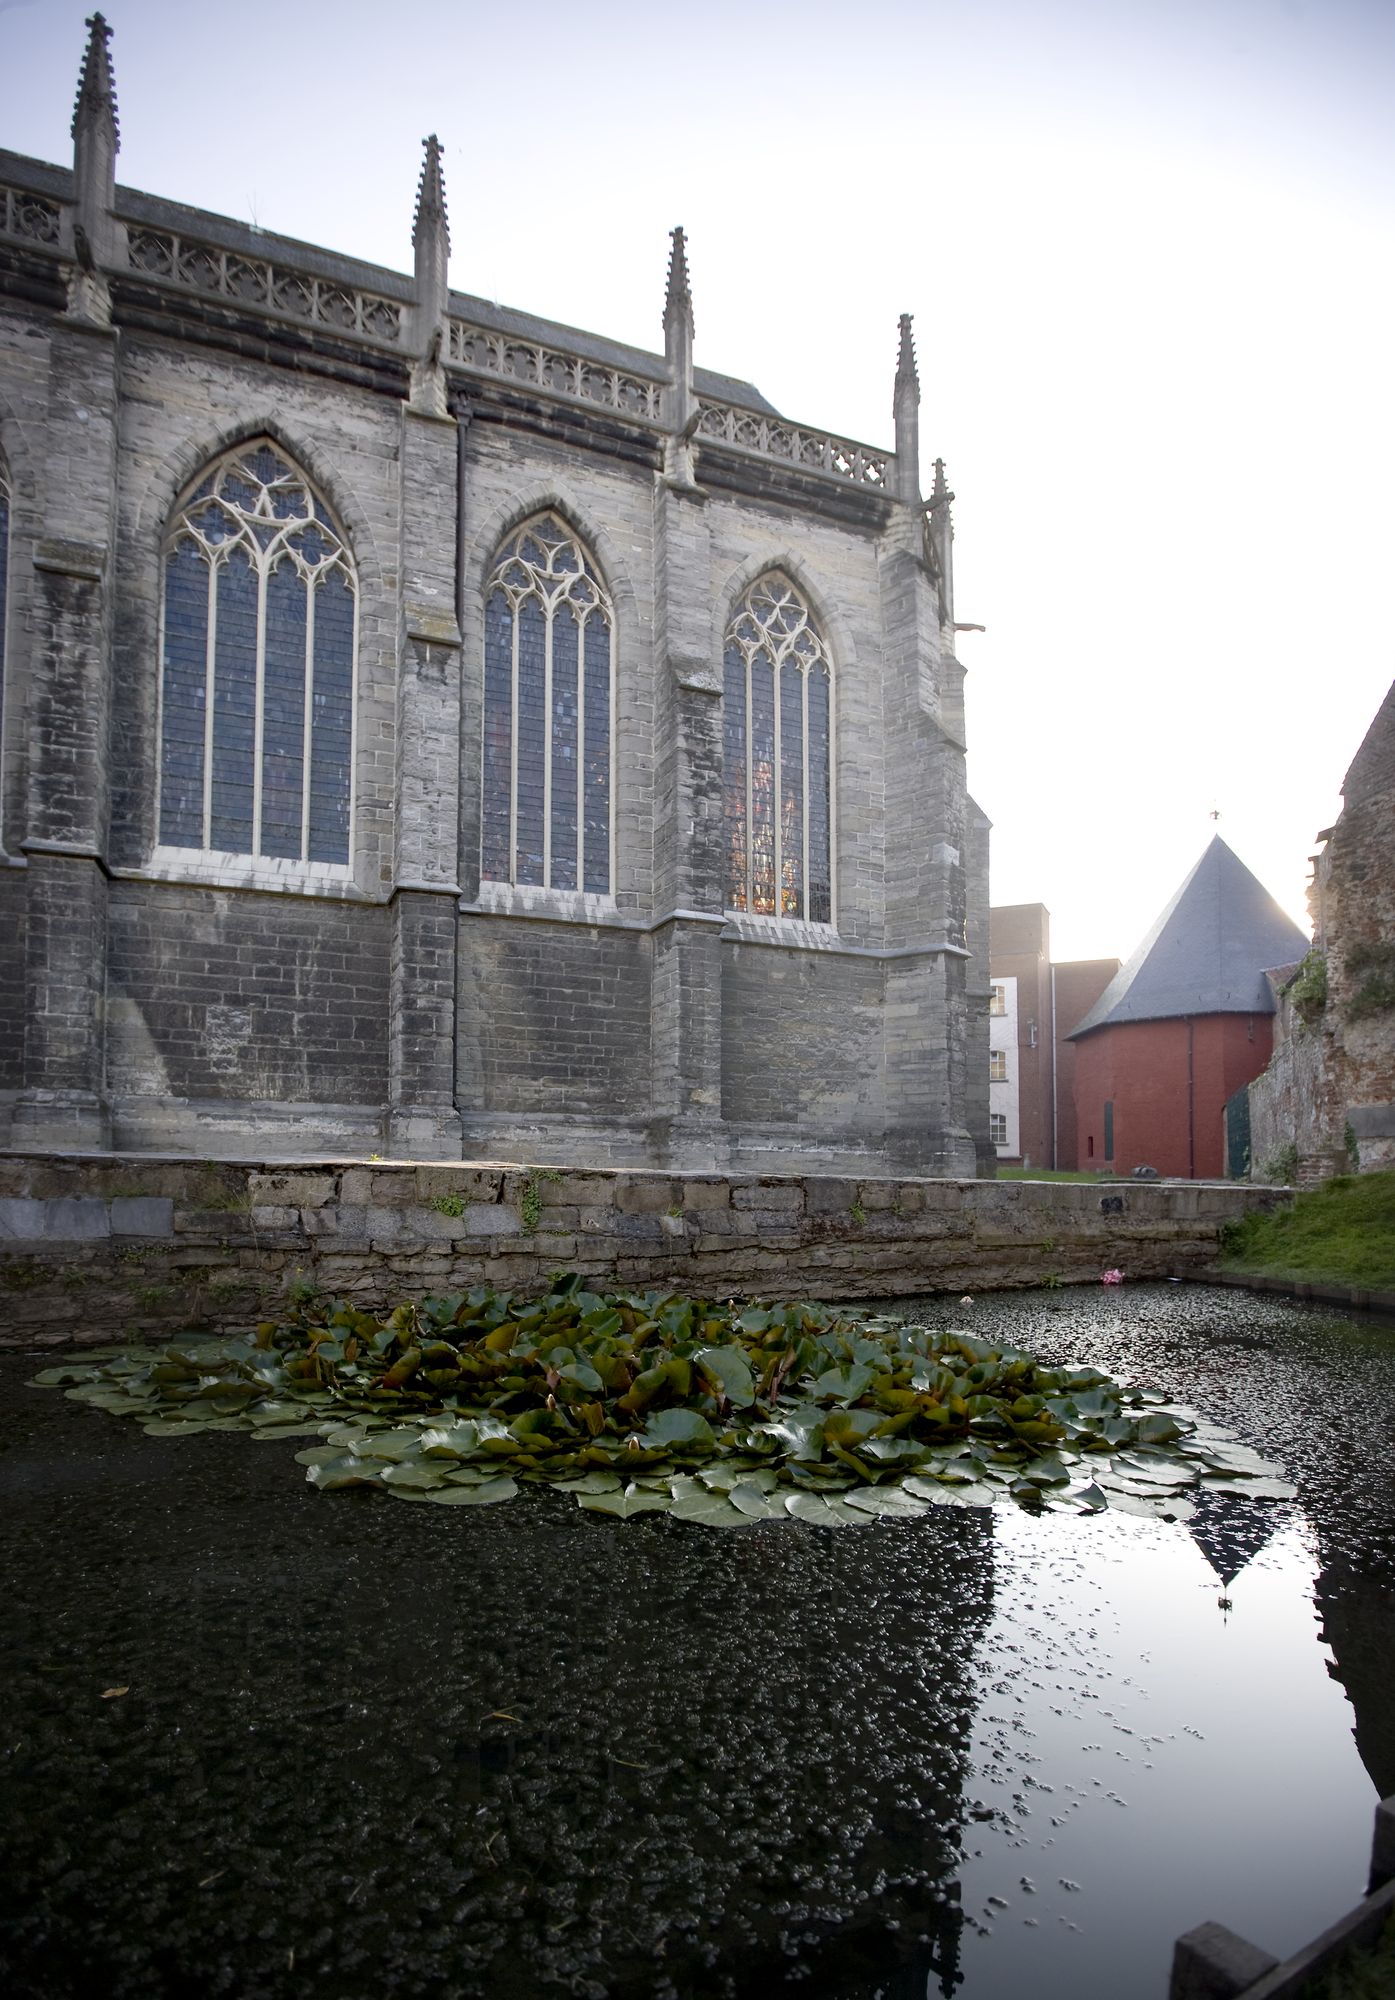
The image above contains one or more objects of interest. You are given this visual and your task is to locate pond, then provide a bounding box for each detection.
[1,1282,1391,2000]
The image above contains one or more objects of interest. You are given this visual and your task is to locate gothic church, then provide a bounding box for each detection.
[0,16,990,1175]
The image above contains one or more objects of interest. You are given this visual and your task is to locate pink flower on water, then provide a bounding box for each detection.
[1101,1268,1124,1286]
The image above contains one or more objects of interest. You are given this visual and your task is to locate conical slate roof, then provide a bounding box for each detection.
[1067,836,1308,1039]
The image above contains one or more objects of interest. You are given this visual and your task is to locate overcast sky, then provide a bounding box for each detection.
[4,0,1393,960]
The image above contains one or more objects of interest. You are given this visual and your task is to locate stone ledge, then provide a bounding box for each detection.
[0,1153,1289,1345]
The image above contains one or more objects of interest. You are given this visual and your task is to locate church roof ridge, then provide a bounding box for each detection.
[1066,834,1309,1039]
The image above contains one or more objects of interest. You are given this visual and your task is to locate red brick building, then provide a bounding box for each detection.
[1052,958,1123,1168]
[1066,838,1307,1178]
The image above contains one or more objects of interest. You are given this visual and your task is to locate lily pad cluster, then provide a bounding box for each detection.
[31,1279,1296,1528]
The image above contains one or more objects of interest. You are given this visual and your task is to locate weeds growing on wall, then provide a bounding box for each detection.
[32,1280,1294,1528]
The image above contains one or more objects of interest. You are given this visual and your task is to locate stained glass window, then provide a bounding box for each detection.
[158,441,355,866]
[723,574,832,922]
[481,514,613,893]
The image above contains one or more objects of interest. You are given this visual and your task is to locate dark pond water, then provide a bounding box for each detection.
[2,1283,1392,2000]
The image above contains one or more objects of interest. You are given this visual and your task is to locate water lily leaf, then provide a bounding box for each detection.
[693,1345,756,1408]
[936,1481,1002,1508]
[29,1366,100,1386]
[698,1462,777,1493]
[306,1456,379,1490]
[417,1422,482,1457]
[1197,1443,1275,1478]
[1069,1482,1110,1512]
[380,1462,445,1488]
[1203,1475,1297,1501]
[349,1429,429,1461]
[642,1407,716,1449]
[669,1488,752,1529]
[295,1444,347,1466]
[1016,1456,1071,1486]
[578,1484,673,1518]
[545,1469,623,1493]
[809,1363,875,1405]
[251,1421,333,1440]
[784,1491,858,1527]
[727,1482,785,1519]
[814,1493,875,1526]
[843,1485,929,1518]
[1111,1453,1191,1485]
[755,1409,825,1460]
[423,1475,518,1505]
[1104,1488,1195,1520]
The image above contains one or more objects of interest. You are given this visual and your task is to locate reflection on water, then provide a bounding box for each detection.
[954,1508,1371,2000]
[1,1283,1391,2000]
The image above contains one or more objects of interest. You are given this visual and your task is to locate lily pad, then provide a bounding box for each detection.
[577,1484,673,1519]
[422,1476,518,1505]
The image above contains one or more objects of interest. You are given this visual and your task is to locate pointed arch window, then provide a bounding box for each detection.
[723,573,833,922]
[157,440,355,867]
[481,513,614,893]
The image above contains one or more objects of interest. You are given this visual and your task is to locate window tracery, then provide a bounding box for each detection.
[723,574,832,922]
[158,441,355,866]
[481,514,614,894]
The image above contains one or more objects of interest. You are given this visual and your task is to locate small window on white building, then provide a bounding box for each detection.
[989,1050,1007,1081]
[989,983,1007,1017]
[990,1112,1008,1146]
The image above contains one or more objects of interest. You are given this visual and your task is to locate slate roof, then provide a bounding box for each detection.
[1066,836,1309,1039]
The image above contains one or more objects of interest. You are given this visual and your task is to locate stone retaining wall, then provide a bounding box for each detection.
[0,1154,1289,1348]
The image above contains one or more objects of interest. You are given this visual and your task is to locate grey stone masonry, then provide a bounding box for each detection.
[0,19,987,1173]
[0,1151,1288,1347]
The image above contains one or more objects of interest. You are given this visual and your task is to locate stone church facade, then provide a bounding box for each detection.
[0,17,989,1175]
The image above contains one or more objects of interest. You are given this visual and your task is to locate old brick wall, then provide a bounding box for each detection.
[0,865,26,1108]
[105,881,390,1112]
[1246,677,1395,1178]
[0,1152,1290,1349]
[720,941,884,1156]
[459,918,653,1122]
[1249,1007,1339,1179]
[1324,681,1395,1167]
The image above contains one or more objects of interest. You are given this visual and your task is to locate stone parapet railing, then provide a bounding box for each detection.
[0,1154,1287,1348]
[124,222,408,346]
[0,180,62,247]
[448,318,665,423]
[696,398,890,487]
[0,153,893,493]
